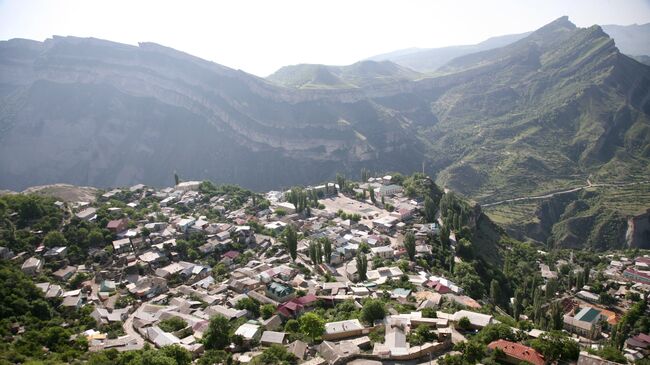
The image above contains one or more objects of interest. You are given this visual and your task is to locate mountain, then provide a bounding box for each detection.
[0,37,425,192]
[1,17,649,250]
[601,23,650,57]
[368,22,650,73]
[367,32,531,73]
[266,60,423,89]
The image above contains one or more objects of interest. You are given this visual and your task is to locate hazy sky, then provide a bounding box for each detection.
[1,0,649,76]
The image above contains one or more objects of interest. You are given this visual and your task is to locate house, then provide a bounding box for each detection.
[260,331,287,346]
[222,250,240,265]
[21,257,42,275]
[175,181,201,191]
[176,218,196,233]
[113,238,133,253]
[376,184,403,197]
[323,319,364,340]
[487,340,545,365]
[564,307,602,337]
[577,290,600,303]
[261,315,283,331]
[128,277,168,298]
[624,269,650,284]
[61,295,83,309]
[53,265,77,281]
[346,260,359,282]
[278,300,304,318]
[107,218,129,233]
[287,340,308,360]
[264,221,287,232]
[44,246,68,260]
[452,310,495,329]
[266,282,295,303]
[371,245,394,259]
[626,333,650,354]
[76,207,97,221]
[91,307,130,324]
[235,322,261,342]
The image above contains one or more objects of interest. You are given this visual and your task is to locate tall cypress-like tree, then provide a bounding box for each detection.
[490,279,501,306]
[322,238,332,264]
[356,252,367,281]
[284,225,298,261]
[404,232,416,262]
[424,196,436,223]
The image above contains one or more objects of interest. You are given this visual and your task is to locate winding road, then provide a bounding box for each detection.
[481,179,650,208]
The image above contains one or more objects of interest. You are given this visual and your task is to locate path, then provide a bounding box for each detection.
[123,310,146,349]
[482,179,650,208]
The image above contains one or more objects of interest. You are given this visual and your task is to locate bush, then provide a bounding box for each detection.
[158,317,187,333]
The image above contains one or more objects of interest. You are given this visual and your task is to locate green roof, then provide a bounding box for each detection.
[575,307,601,323]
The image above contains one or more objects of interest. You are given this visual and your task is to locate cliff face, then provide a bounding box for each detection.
[627,209,650,249]
[0,36,425,190]
[0,17,649,251]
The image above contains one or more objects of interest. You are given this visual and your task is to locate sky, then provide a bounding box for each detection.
[1,0,649,76]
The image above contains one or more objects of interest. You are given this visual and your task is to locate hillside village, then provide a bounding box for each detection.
[1,174,649,365]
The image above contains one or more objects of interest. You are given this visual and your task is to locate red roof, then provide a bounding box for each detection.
[435,283,452,294]
[107,219,126,229]
[223,250,240,259]
[488,340,545,365]
[296,294,318,306]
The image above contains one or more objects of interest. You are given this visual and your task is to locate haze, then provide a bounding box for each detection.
[1,0,649,76]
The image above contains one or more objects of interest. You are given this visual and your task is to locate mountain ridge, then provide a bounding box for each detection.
[1,17,649,250]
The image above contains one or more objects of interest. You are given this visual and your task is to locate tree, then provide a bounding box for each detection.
[457,316,472,331]
[284,225,298,261]
[322,238,332,264]
[490,279,501,307]
[530,331,579,362]
[203,315,232,350]
[356,252,367,282]
[548,301,563,330]
[336,174,345,194]
[159,344,192,365]
[158,317,187,333]
[43,230,67,247]
[424,196,436,223]
[174,171,180,186]
[236,297,260,318]
[88,229,105,247]
[404,232,416,262]
[299,312,324,342]
[369,187,376,204]
[284,319,300,333]
[261,304,276,320]
[360,299,386,324]
[252,344,297,365]
[440,225,450,247]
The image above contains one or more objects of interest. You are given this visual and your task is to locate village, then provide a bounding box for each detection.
[2,175,650,365]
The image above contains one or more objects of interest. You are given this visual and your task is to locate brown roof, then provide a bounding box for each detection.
[488,340,545,365]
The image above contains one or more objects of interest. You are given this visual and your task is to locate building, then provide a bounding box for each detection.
[76,207,97,221]
[21,257,42,275]
[370,245,394,259]
[488,340,545,365]
[323,319,365,340]
[107,218,129,233]
[260,331,286,346]
[452,310,495,329]
[376,184,403,197]
[624,269,650,284]
[265,282,295,303]
[234,323,261,342]
[564,307,603,338]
